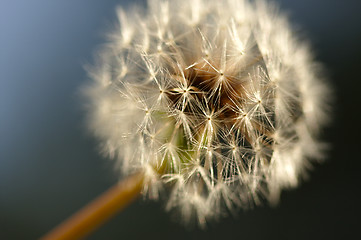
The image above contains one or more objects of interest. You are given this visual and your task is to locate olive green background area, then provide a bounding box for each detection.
[1,0,360,239]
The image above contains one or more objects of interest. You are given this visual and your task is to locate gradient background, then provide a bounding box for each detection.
[1,0,360,239]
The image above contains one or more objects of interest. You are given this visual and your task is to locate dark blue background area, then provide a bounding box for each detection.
[1,0,360,239]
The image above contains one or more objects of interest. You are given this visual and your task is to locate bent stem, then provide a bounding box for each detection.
[41,172,145,240]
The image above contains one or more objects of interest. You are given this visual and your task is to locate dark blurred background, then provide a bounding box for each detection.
[1,0,360,239]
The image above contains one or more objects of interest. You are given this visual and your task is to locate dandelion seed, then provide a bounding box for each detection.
[86,0,330,227]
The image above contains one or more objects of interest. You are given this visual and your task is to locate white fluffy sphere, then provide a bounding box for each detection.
[85,0,330,225]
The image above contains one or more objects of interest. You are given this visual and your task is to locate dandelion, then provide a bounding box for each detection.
[89,0,330,224]
[42,0,330,238]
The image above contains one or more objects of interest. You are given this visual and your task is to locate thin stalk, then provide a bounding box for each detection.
[41,172,144,240]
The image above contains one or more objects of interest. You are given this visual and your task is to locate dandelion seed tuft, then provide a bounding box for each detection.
[85,0,330,226]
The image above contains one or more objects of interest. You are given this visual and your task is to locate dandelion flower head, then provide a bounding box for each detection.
[86,0,330,225]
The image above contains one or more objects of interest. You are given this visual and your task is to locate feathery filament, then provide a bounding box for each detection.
[86,0,330,225]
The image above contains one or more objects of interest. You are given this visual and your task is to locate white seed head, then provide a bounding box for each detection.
[85,0,330,226]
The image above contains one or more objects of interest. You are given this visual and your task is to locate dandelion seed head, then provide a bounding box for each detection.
[85,0,330,226]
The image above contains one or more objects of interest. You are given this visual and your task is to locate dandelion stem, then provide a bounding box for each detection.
[40,172,144,240]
